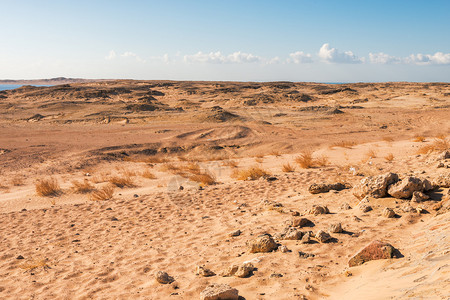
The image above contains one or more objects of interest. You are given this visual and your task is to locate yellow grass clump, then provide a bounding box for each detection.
[255,157,264,163]
[189,173,216,186]
[109,175,135,188]
[71,179,95,194]
[232,166,270,180]
[20,259,50,271]
[330,141,357,149]
[90,185,115,201]
[35,178,61,197]
[384,153,394,162]
[141,169,157,179]
[413,135,426,142]
[417,138,449,154]
[364,148,377,159]
[222,160,239,168]
[282,163,295,172]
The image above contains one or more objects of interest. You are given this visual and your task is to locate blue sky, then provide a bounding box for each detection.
[1,0,449,82]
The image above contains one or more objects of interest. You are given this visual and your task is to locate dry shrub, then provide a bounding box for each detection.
[255,157,264,163]
[71,179,95,194]
[123,155,168,164]
[92,172,110,183]
[141,169,156,179]
[382,136,394,142]
[109,175,135,188]
[222,160,238,168]
[159,163,180,172]
[182,162,201,174]
[365,149,377,159]
[189,173,216,185]
[330,141,357,149]
[417,138,449,154]
[413,135,426,142]
[35,178,61,197]
[314,154,329,167]
[384,153,394,162]
[295,150,314,168]
[11,177,24,186]
[270,150,281,157]
[232,166,270,180]
[90,185,115,201]
[20,259,50,271]
[282,163,295,172]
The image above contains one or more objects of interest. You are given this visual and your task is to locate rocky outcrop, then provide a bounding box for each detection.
[348,240,401,267]
[352,173,399,199]
[247,234,278,253]
[387,177,431,199]
[308,182,351,194]
[200,283,239,300]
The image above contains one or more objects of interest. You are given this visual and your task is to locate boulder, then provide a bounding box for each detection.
[315,230,332,243]
[352,173,399,199]
[328,222,343,233]
[387,176,428,199]
[301,231,313,244]
[308,205,329,215]
[155,271,174,284]
[308,182,350,194]
[279,227,303,240]
[200,283,239,300]
[411,191,429,203]
[382,207,395,218]
[348,240,401,267]
[247,234,278,253]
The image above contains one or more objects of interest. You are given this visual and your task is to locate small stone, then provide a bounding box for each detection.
[200,283,239,300]
[229,230,241,237]
[155,271,174,284]
[234,263,254,278]
[279,227,303,240]
[308,182,350,194]
[278,245,290,253]
[221,265,239,277]
[411,191,429,203]
[382,207,396,218]
[196,265,215,277]
[292,217,312,227]
[270,273,283,278]
[437,162,445,168]
[247,234,278,253]
[133,194,139,198]
[301,231,313,244]
[360,204,373,213]
[291,211,300,216]
[340,203,352,210]
[298,251,315,258]
[16,255,24,260]
[315,230,332,243]
[308,205,329,215]
[111,217,119,221]
[328,222,343,233]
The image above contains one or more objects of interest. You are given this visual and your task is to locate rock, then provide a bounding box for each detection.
[411,191,429,203]
[348,240,401,267]
[279,227,303,240]
[221,265,239,277]
[278,245,290,253]
[200,283,239,300]
[340,203,352,210]
[229,230,241,237]
[221,263,254,278]
[421,179,434,191]
[270,273,283,278]
[308,205,329,215]
[155,271,174,284]
[435,173,450,188]
[292,217,312,227]
[400,204,416,213]
[387,176,430,199]
[196,265,215,277]
[298,251,315,258]
[352,172,399,199]
[328,222,343,233]
[315,230,332,243]
[382,207,395,218]
[247,234,278,253]
[359,204,373,213]
[308,182,350,194]
[437,162,445,168]
[16,255,24,260]
[301,231,313,244]
[437,150,450,160]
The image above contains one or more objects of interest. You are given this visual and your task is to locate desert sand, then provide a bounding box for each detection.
[0,80,449,299]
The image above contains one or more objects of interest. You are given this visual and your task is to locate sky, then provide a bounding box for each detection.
[0,0,449,82]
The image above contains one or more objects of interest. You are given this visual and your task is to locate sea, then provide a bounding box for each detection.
[0,84,51,91]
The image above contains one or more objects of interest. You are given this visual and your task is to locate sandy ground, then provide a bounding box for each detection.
[0,80,449,299]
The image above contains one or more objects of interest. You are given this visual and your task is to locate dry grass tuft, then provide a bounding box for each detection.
[71,179,95,194]
[108,175,135,188]
[255,157,264,163]
[314,154,329,167]
[382,136,394,142]
[295,150,314,168]
[222,160,239,168]
[90,185,115,201]
[232,166,270,180]
[413,135,426,142]
[330,141,357,149]
[141,169,157,179]
[11,177,25,186]
[20,259,50,271]
[282,163,295,172]
[35,178,61,197]
[189,173,216,185]
[364,148,377,159]
[417,138,449,154]
[384,153,394,162]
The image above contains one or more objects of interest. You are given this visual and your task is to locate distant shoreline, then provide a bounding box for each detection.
[0,77,106,85]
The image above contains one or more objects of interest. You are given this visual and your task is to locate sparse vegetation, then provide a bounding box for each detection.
[109,175,135,188]
[20,259,50,271]
[189,173,216,185]
[255,157,264,163]
[141,169,157,179]
[295,150,314,168]
[413,135,426,142]
[232,166,270,180]
[384,153,394,162]
[71,179,95,193]
[35,178,61,197]
[364,149,377,159]
[90,185,115,201]
[282,163,295,172]
[222,160,239,168]
[417,138,449,154]
[330,141,357,149]
[11,176,24,186]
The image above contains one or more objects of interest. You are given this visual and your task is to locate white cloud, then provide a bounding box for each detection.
[369,52,401,64]
[183,51,261,64]
[105,50,116,60]
[287,51,313,63]
[318,43,363,64]
[406,52,450,65]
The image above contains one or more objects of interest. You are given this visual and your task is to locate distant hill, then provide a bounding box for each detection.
[0,77,108,85]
